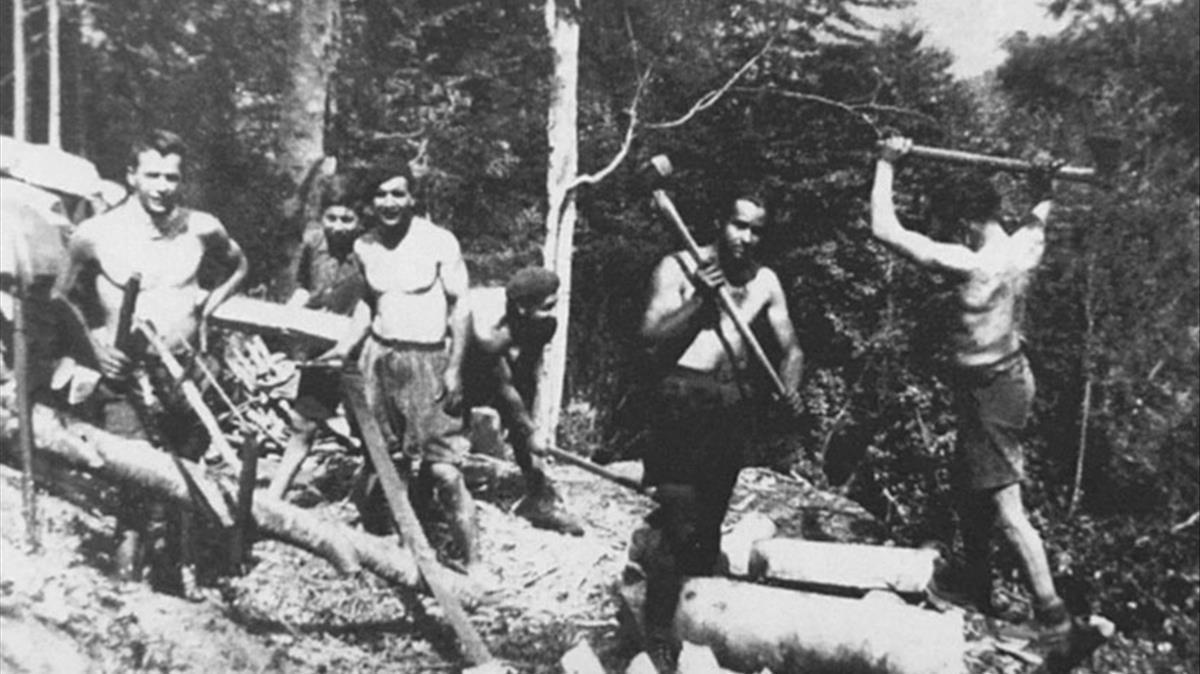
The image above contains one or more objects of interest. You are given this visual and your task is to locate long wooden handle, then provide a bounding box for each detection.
[114,273,141,354]
[651,189,789,398]
[542,445,651,496]
[137,321,242,469]
[904,144,1101,183]
[340,373,493,667]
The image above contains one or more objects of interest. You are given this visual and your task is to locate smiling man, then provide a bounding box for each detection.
[56,128,247,591]
[322,163,479,576]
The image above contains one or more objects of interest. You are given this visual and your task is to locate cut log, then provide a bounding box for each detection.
[210,295,351,346]
[469,407,508,459]
[674,577,964,674]
[749,538,939,595]
[0,403,484,601]
[719,514,777,577]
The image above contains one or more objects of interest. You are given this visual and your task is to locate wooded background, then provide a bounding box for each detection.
[3,0,1197,660]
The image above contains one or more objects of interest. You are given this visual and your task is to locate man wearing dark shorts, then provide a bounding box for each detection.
[870,136,1070,638]
[639,194,804,671]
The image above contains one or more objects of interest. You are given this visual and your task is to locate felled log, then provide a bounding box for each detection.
[210,295,351,346]
[748,538,939,595]
[719,514,777,577]
[0,404,480,601]
[674,577,965,674]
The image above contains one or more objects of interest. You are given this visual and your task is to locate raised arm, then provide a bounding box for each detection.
[871,137,978,275]
[1009,154,1057,273]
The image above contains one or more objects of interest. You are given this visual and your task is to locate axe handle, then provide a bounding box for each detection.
[651,189,790,399]
[903,144,1102,184]
[542,445,650,496]
[114,273,141,354]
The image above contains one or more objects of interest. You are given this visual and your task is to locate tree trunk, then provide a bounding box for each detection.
[12,0,27,140]
[47,0,60,147]
[273,0,340,297]
[279,0,338,186]
[534,0,581,448]
[1,404,484,602]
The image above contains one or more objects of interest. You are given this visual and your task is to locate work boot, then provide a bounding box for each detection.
[926,562,994,615]
[514,480,585,536]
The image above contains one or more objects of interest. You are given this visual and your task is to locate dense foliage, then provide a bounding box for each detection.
[3,0,1196,663]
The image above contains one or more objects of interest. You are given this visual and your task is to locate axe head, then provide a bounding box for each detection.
[637,154,675,191]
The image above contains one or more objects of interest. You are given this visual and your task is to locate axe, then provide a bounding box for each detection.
[644,155,792,401]
[884,135,1121,185]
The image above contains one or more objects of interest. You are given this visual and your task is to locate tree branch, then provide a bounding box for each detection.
[645,36,777,130]
[568,68,651,190]
[731,86,882,137]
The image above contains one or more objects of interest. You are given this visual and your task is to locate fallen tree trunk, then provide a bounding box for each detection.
[210,295,350,346]
[674,577,964,674]
[749,538,939,595]
[0,404,480,600]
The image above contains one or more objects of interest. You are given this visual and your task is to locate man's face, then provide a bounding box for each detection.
[719,198,766,262]
[128,150,182,216]
[510,293,558,347]
[321,204,360,239]
[372,176,415,229]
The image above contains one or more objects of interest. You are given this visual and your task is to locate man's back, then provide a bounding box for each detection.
[951,234,1034,367]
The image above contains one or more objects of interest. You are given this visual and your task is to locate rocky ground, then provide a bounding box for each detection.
[0,442,1194,673]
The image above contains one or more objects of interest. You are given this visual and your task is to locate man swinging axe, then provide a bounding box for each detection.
[636,158,805,672]
[866,135,1073,645]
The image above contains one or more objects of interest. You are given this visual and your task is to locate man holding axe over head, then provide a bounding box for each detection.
[868,136,1071,642]
[638,170,805,671]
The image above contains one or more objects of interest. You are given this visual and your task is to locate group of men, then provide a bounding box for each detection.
[47,128,1072,671]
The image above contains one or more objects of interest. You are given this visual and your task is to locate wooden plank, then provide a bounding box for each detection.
[210,295,351,346]
[341,371,493,667]
[750,538,939,594]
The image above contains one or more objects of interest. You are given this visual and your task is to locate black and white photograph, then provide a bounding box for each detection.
[1,0,1197,672]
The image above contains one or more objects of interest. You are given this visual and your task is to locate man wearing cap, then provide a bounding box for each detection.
[459,267,585,535]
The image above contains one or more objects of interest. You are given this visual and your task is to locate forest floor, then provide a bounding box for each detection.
[0,439,1195,674]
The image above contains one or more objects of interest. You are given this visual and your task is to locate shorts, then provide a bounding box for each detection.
[357,333,469,465]
[643,366,751,488]
[951,351,1034,491]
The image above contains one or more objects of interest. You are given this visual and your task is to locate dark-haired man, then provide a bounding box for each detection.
[460,267,584,535]
[638,194,804,670]
[869,136,1070,638]
[321,165,480,575]
[57,129,247,590]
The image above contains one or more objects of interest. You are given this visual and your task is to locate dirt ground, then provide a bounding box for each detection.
[0,443,1190,673]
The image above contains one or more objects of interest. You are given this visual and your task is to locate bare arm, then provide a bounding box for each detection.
[490,356,541,452]
[762,269,804,393]
[441,254,471,414]
[640,253,715,342]
[198,224,248,319]
[53,230,127,377]
[1009,155,1056,273]
[870,138,978,275]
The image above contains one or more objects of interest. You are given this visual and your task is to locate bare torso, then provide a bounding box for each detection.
[355,219,457,345]
[84,204,214,353]
[952,238,1029,367]
[672,250,775,373]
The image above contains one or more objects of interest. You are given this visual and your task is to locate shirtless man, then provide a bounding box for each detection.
[322,164,479,574]
[461,267,584,535]
[870,136,1070,637]
[56,129,247,589]
[638,194,804,670]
